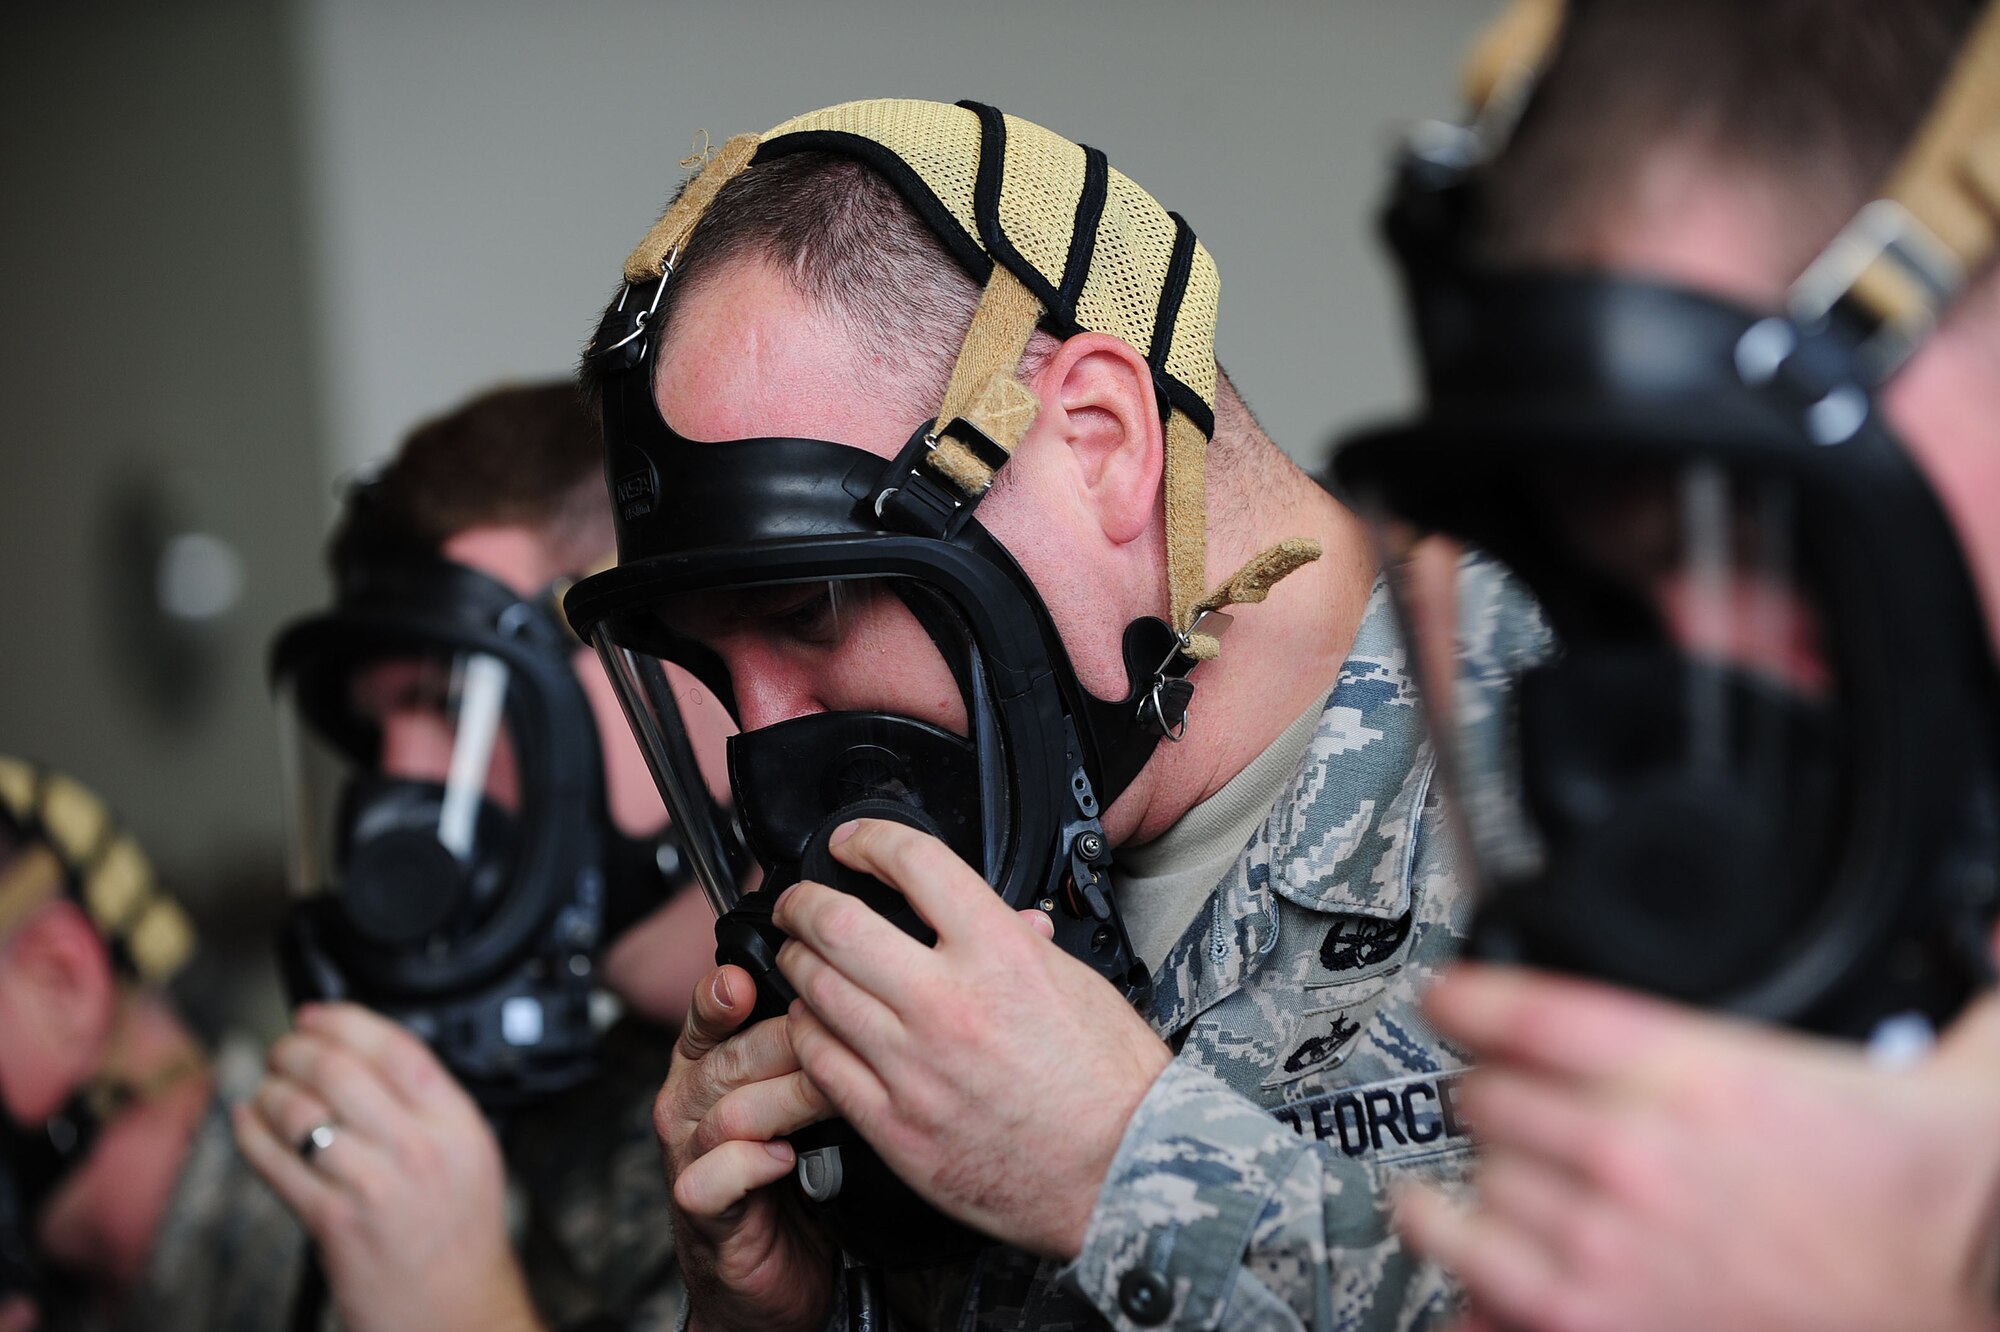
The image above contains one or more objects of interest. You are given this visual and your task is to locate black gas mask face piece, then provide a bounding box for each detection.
[1332,133,2000,1037]
[271,540,687,1108]
[0,1095,96,1305]
[566,272,1194,1265]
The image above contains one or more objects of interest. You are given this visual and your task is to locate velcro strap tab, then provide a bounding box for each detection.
[934,414,1012,476]
[928,265,1044,497]
[624,133,760,283]
[1183,537,1324,660]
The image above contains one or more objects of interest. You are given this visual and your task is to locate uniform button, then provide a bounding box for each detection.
[1117,1267,1171,1325]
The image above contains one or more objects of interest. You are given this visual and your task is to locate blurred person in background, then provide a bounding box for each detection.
[0,758,292,1332]
[1323,1,2000,1328]
[237,382,732,1332]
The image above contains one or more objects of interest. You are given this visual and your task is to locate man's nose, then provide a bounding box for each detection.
[379,708,456,782]
[725,646,822,734]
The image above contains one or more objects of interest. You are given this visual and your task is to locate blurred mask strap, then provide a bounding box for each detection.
[1793,0,2000,371]
[1876,1,2000,280]
[0,844,63,943]
[1460,0,1565,119]
[438,653,509,860]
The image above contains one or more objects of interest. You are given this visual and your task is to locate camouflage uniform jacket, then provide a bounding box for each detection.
[873,581,1478,1331]
[508,1016,685,1332]
[44,1038,308,1332]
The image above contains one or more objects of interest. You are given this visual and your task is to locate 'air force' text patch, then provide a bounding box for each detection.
[1271,1069,1472,1169]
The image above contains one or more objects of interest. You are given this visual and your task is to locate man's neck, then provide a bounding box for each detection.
[38,994,212,1292]
[1109,476,1376,847]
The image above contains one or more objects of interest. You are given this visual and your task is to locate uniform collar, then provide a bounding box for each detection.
[1141,580,1433,1034]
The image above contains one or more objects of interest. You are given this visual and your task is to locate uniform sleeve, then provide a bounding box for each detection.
[1060,1060,1458,1332]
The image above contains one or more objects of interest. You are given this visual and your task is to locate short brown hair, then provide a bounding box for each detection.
[1483,0,1977,268]
[641,150,1047,413]
[591,150,1284,485]
[330,381,609,574]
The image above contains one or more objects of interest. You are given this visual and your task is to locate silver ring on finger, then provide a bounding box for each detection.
[297,1121,339,1166]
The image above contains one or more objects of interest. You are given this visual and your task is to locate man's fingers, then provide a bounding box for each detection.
[294,1002,459,1113]
[776,935,906,1057]
[249,1074,394,1196]
[232,1099,341,1231]
[1393,1182,1573,1332]
[1018,907,1056,940]
[772,881,928,1008]
[266,1031,405,1142]
[1457,1068,1611,1171]
[677,964,759,1065]
[672,1136,798,1228]
[822,818,1005,945]
[787,1001,892,1139]
[667,1012,803,1132]
[1476,1149,1587,1242]
[251,1072,337,1153]
[1424,963,1710,1084]
[691,1068,836,1160]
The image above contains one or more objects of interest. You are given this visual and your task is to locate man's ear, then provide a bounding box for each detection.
[1026,332,1165,546]
[0,900,118,1113]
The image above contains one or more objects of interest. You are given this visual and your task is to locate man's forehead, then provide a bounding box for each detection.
[442,523,565,597]
[650,256,925,461]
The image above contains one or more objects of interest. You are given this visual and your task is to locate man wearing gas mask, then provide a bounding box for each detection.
[562,100,1489,1331]
[237,382,730,1331]
[1317,1,2000,1328]
[0,758,291,1332]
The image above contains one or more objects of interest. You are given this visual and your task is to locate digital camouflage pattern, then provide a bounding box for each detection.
[857,577,1510,1331]
[509,1015,685,1331]
[43,1038,309,1332]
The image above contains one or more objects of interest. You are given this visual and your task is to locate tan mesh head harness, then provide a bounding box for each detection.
[621,99,1319,663]
[1470,0,2000,377]
[0,756,195,988]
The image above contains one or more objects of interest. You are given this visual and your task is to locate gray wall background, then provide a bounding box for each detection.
[298,0,1501,479]
[1,0,1497,934]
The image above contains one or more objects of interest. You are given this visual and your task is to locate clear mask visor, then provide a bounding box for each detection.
[276,644,530,947]
[1367,457,1856,997]
[590,576,998,920]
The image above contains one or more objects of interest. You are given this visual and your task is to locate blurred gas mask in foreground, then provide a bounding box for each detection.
[1332,0,2000,1037]
[270,495,691,1108]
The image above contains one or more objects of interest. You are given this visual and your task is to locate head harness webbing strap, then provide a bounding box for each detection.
[0,757,194,988]
[617,100,1320,664]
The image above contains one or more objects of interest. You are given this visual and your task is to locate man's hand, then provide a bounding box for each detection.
[1393,963,2000,1332]
[231,1003,540,1332]
[772,817,1173,1260]
[656,964,838,1332]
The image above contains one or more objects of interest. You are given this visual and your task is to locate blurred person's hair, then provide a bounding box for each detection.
[1483,0,1981,272]
[594,150,1300,494]
[329,381,609,574]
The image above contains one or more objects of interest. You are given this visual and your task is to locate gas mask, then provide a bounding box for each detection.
[564,99,1319,1266]
[269,506,690,1108]
[1331,1,2000,1036]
